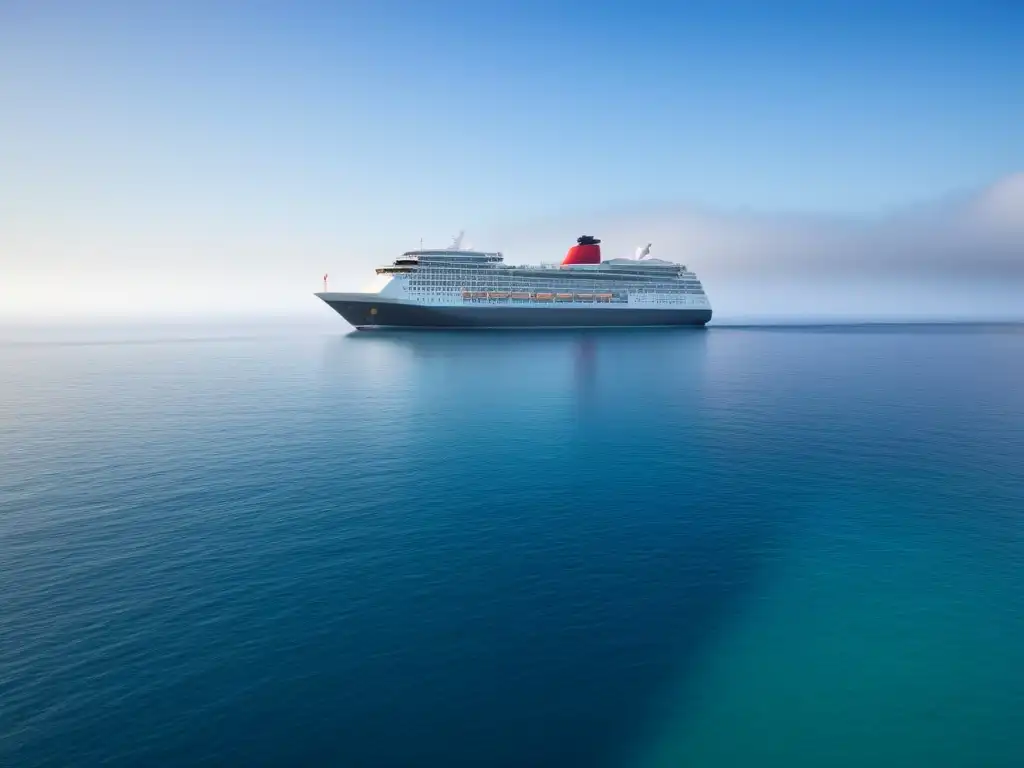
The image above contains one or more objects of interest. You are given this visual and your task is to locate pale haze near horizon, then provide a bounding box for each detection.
[1,2,1022,324]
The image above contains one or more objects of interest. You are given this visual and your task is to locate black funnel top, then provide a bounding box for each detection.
[577,235,601,245]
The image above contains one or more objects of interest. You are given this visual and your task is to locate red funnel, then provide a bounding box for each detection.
[561,235,602,266]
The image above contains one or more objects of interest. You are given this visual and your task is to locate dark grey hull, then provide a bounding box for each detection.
[318,295,711,329]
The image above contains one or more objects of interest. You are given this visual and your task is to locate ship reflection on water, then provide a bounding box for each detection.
[573,335,597,403]
[329,327,717,432]
[331,327,710,406]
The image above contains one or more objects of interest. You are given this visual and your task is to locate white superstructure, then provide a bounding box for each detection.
[369,237,711,310]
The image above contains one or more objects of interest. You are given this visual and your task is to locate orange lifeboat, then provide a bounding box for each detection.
[556,293,574,301]
[488,292,509,299]
[461,290,472,299]
[596,293,613,301]
[510,292,531,300]
[575,293,594,301]
[534,293,554,301]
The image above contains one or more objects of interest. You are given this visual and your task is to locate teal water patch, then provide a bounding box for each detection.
[633,492,1024,768]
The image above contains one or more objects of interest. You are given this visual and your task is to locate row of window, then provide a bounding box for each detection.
[407,287,703,296]
[410,264,694,279]
[455,295,696,305]
[407,286,703,291]
[405,276,701,289]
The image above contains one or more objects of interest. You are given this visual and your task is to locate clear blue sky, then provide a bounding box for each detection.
[2,0,1022,318]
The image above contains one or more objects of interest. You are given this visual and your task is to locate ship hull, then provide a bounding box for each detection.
[317,293,711,329]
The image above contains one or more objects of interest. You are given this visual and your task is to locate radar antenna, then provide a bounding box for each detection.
[449,230,465,250]
[635,243,652,260]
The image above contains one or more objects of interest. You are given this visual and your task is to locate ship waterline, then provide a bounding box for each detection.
[317,234,712,330]
[317,293,712,329]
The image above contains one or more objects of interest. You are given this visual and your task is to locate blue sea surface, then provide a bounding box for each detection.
[2,322,1023,767]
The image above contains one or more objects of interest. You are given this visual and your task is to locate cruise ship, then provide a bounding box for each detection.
[316,233,712,329]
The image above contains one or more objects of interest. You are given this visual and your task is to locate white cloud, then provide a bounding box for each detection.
[483,173,1024,322]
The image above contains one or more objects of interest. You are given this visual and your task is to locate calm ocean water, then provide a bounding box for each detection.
[2,322,1023,767]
